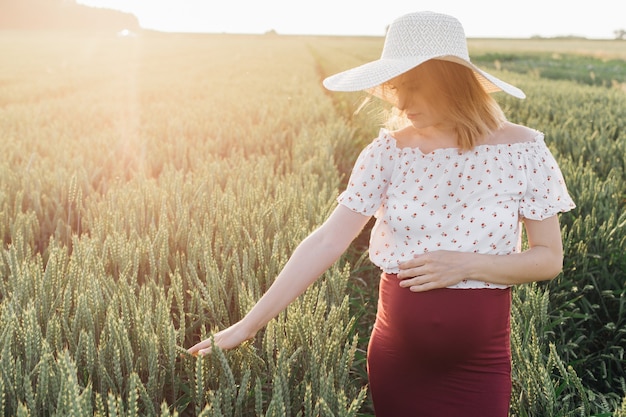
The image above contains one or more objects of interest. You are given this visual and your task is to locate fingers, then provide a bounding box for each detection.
[187,338,213,356]
[407,281,438,292]
[399,276,425,290]
[398,253,424,270]
[176,345,195,358]
[396,256,442,291]
[397,265,423,279]
[397,253,430,279]
[198,347,211,356]
[186,323,253,357]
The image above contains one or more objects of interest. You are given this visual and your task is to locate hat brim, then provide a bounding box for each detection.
[323,56,525,99]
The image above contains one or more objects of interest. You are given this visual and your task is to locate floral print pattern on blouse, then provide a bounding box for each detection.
[338,128,576,289]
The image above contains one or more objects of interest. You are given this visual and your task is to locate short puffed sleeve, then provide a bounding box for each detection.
[337,133,396,216]
[519,137,576,220]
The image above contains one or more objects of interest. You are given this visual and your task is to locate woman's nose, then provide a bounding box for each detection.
[395,88,411,111]
[396,91,406,110]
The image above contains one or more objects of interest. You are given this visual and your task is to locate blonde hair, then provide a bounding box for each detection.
[380,60,506,150]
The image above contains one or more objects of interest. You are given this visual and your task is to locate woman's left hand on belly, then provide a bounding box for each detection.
[397,251,471,292]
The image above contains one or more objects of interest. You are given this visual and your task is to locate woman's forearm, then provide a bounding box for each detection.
[237,229,348,338]
[236,205,370,339]
[188,205,370,356]
[465,216,565,285]
[397,216,565,290]
[465,245,563,285]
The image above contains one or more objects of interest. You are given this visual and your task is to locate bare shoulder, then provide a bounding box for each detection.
[487,122,540,145]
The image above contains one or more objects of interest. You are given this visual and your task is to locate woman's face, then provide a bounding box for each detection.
[388,65,450,130]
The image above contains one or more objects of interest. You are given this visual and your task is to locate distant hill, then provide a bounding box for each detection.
[0,0,139,32]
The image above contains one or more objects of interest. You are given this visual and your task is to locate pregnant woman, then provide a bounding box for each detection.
[189,11,575,417]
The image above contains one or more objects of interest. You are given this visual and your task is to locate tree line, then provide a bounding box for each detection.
[0,0,139,32]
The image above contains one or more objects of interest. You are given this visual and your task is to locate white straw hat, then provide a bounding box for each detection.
[323,11,525,99]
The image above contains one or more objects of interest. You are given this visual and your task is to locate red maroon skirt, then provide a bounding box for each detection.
[367,273,512,417]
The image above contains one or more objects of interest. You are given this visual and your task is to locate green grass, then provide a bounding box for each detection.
[473,52,626,88]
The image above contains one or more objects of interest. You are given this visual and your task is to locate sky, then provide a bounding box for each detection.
[76,0,625,39]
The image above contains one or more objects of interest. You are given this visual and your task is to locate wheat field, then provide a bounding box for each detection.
[1,32,625,416]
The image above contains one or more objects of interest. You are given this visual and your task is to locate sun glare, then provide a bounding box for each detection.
[74,0,626,39]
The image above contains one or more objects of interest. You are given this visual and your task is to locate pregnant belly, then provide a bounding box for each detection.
[374,273,511,366]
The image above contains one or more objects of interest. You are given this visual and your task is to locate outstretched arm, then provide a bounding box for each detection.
[397,215,564,291]
[188,204,371,355]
